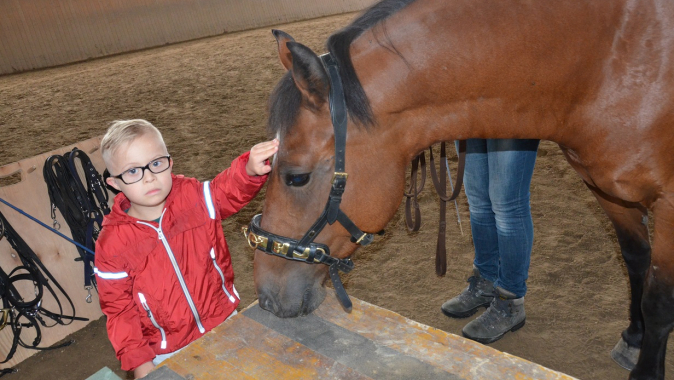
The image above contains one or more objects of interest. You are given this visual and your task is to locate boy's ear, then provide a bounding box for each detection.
[103,169,122,195]
[105,176,121,191]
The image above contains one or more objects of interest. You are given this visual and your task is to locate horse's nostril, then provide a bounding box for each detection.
[258,293,276,313]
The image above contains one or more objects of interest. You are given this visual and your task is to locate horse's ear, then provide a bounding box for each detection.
[272,29,295,71]
[286,41,329,110]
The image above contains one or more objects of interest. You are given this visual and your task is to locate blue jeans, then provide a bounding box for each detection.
[460,139,539,298]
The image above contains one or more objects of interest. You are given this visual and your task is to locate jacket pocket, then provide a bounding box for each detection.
[138,292,167,349]
[209,248,237,303]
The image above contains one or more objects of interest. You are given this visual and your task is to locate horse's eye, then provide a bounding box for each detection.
[285,173,310,187]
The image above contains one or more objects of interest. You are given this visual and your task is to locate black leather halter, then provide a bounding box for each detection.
[244,53,379,312]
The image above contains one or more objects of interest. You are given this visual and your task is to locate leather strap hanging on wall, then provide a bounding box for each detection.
[0,211,88,366]
[43,147,110,298]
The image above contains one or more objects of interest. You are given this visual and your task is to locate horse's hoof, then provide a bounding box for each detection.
[610,337,639,371]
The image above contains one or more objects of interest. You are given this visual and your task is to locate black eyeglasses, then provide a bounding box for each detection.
[111,155,171,185]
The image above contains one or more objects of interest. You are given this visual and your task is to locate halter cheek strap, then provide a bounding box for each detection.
[315,53,376,247]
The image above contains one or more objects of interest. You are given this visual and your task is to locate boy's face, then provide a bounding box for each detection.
[105,133,173,220]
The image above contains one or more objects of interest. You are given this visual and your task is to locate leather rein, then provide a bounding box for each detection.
[244,52,465,312]
[405,140,466,276]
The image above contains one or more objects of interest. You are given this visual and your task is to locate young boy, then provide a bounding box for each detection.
[94,119,278,379]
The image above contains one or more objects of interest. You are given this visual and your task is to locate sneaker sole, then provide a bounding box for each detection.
[440,302,490,319]
[462,318,526,344]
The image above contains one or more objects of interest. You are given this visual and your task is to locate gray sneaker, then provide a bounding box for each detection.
[441,267,495,318]
[461,287,526,344]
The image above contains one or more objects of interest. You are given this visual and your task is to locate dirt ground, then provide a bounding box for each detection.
[1,11,673,380]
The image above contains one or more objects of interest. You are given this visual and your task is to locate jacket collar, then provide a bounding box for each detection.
[102,174,180,226]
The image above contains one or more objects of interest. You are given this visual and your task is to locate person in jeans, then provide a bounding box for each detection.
[441,138,539,344]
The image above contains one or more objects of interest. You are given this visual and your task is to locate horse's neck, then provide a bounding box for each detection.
[350,0,626,156]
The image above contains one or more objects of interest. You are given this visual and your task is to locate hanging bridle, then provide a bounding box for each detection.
[244,52,465,312]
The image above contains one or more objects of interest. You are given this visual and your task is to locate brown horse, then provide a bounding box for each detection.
[249,1,674,379]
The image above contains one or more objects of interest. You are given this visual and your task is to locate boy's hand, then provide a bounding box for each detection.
[246,139,279,176]
[133,361,155,379]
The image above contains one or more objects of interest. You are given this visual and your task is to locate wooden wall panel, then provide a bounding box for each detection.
[0,0,378,75]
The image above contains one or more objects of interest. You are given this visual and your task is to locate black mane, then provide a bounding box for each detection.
[267,0,417,137]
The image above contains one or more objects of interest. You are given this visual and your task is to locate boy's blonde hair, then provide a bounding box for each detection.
[101,119,166,165]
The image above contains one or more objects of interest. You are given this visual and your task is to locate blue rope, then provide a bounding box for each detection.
[0,197,95,255]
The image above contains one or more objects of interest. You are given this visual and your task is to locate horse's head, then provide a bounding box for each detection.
[251,30,409,318]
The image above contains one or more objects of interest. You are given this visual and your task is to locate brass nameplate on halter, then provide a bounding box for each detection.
[242,226,323,262]
[272,241,289,255]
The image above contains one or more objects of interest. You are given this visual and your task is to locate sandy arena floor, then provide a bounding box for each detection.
[0,12,672,380]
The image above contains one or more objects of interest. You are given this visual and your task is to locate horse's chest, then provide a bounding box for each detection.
[560,147,596,186]
[559,146,655,204]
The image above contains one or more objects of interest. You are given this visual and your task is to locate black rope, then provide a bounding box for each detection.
[0,368,18,377]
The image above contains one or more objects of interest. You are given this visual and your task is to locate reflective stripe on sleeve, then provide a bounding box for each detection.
[203,181,215,219]
[94,267,129,279]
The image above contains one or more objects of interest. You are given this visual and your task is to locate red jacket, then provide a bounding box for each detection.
[94,152,266,371]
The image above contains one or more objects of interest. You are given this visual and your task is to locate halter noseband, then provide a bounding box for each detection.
[243,53,378,312]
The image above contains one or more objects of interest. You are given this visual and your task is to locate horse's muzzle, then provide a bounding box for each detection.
[257,283,326,318]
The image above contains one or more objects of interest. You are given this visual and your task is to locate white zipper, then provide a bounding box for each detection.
[209,248,237,303]
[138,210,206,334]
[138,292,167,349]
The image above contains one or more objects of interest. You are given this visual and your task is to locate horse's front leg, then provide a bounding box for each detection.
[585,185,651,373]
[630,195,674,380]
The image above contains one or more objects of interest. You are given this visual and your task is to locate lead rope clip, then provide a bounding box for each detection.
[51,204,61,230]
[85,286,93,303]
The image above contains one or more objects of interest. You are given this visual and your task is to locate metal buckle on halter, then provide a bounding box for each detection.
[243,225,283,254]
[331,172,348,183]
[242,227,268,250]
[313,248,326,263]
[292,247,325,263]
[355,233,369,244]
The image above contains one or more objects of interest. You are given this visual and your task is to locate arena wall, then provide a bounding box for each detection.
[0,0,378,75]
